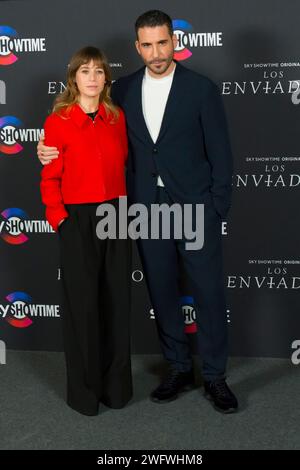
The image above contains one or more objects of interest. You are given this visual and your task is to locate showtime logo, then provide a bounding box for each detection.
[0,26,46,66]
[0,116,43,155]
[173,19,223,61]
[181,296,197,333]
[0,291,60,328]
[150,296,198,334]
[0,208,54,244]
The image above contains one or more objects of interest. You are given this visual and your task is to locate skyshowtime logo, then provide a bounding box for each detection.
[173,19,223,61]
[0,116,43,155]
[0,291,60,328]
[0,208,54,244]
[0,26,46,66]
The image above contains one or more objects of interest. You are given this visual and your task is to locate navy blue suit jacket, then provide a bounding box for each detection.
[112,62,233,218]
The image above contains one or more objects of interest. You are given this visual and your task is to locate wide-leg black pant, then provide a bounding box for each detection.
[58,200,132,415]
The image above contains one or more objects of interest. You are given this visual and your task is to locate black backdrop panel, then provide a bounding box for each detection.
[0,0,299,357]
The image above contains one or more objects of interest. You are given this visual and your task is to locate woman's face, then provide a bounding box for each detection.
[75,60,106,100]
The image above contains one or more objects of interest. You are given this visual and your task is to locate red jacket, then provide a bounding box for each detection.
[40,103,128,231]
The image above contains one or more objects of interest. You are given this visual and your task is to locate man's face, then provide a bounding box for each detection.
[135,25,177,77]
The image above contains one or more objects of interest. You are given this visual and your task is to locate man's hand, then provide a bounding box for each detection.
[37,135,59,165]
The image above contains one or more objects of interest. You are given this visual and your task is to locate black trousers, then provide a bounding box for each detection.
[137,187,228,381]
[59,200,132,415]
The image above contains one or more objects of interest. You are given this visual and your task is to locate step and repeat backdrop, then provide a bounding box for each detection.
[0,0,299,358]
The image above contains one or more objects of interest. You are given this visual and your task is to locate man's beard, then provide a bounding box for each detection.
[146,57,173,76]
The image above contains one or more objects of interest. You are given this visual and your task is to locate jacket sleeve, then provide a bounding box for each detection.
[200,80,233,218]
[111,80,121,106]
[40,114,68,232]
[117,108,128,164]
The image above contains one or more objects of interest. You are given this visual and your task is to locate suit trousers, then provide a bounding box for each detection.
[137,187,228,381]
[58,200,132,415]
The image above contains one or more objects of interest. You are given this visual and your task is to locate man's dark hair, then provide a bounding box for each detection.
[135,10,173,39]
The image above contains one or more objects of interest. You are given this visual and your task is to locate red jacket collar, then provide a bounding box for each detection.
[68,102,108,127]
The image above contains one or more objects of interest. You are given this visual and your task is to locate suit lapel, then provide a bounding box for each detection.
[127,63,186,145]
[125,68,154,145]
[156,63,185,143]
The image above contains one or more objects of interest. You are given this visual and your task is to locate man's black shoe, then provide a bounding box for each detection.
[204,378,238,413]
[150,367,195,403]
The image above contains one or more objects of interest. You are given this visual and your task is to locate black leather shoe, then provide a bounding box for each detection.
[204,378,238,413]
[150,367,195,403]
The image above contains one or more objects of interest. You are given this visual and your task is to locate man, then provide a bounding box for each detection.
[38,10,238,413]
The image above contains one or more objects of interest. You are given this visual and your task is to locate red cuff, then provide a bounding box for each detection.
[45,205,69,232]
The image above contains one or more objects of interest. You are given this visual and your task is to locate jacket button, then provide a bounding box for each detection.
[152,148,158,154]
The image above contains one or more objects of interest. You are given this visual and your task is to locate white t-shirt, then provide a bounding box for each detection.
[142,65,176,187]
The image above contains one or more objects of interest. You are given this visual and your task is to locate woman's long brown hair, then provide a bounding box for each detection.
[52,46,119,121]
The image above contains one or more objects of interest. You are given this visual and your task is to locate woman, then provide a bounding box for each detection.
[40,46,132,416]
